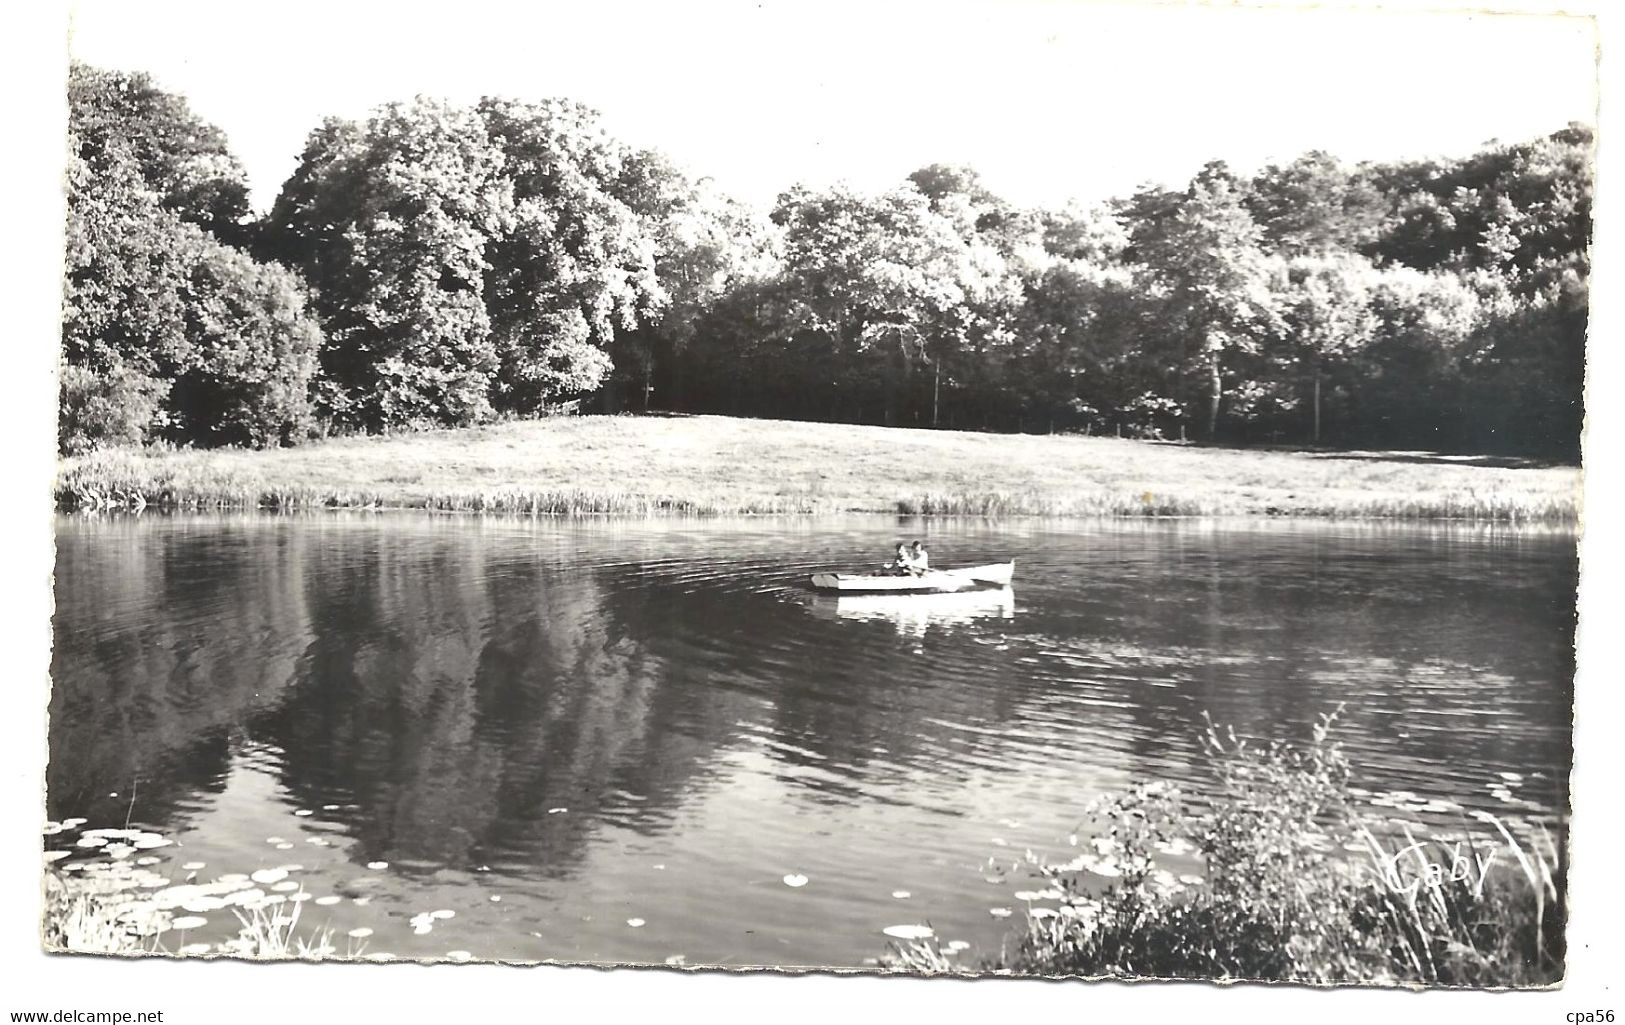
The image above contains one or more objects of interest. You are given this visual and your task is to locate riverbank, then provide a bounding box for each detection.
[56,414,1582,521]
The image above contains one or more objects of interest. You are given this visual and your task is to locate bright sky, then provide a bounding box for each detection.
[65,0,1599,213]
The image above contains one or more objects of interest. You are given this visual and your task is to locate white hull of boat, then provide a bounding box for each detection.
[829,586,1015,629]
[810,561,1014,593]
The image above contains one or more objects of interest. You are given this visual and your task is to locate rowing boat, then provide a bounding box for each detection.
[809,561,1014,594]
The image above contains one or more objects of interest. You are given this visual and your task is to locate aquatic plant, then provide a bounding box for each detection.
[42,822,350,961]
[885,710,1564,986]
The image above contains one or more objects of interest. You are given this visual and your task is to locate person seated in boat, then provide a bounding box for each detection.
[908,540,930,575]
[882,543,911,575]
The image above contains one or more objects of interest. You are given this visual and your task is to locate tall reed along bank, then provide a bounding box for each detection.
[55,415,1581,522]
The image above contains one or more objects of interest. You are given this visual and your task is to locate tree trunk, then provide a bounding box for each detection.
[1206,350,1222,440]
[1312,371,1322,445]
[932,363,941,428]
[642,361,652,412]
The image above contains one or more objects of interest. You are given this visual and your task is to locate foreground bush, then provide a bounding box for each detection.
[891,710,1563,986]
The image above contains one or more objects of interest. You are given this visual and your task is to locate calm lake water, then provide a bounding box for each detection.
[48,514,1576,967]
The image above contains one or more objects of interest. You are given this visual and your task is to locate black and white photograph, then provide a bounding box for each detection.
[9,0,1617,1019]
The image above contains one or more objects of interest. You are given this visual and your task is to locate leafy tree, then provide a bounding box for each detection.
[1369,125,1593,292]
[1351,266,1489,448]
[166,242,325,445]
[479,98,665,412]
[605,150,781,410]
[773,180,1021,426]
[903,166,1039,427]
[67,62,251,238]
[1248,151,1384,257]
[61,142,322,452]
[1457,271,1586,457]
[1009,261,1145,434]
[1273,254,1381,443]
[264,100,514,430]
[1127,176,1284,439]
[266,97,673,427]
[1041,201,1131,266]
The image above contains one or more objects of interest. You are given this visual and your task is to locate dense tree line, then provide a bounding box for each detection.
[60,63,1592,459]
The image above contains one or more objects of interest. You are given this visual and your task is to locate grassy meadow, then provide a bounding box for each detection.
[56,414,1582,522]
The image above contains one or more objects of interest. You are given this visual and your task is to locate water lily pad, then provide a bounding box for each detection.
[446,950,472,961]
[44,850,71,863]
[76,836,108,848]
[315,896,342,906]
[489,895,502,902]
[171,916,208,930]
[881,924,934,940]
[946,940,970,953]
[152,885,203,909]
[782,874,809,888]
[891,890,911,899]
[989,907,1012,918]
[62,818,86,829]
[275,843,294,850]
[665,954,686,966]
[178,943,211,956]
[547,808,568,814]
[181,896,229,913]
[366,861,389,871]
[347,927,373,939]
[1081,857,1121,878]
[430,909,455,920]
[250,868,288,885]
[626,918,646,928]
[294,810,313,817]
[1029,908,1059,919]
